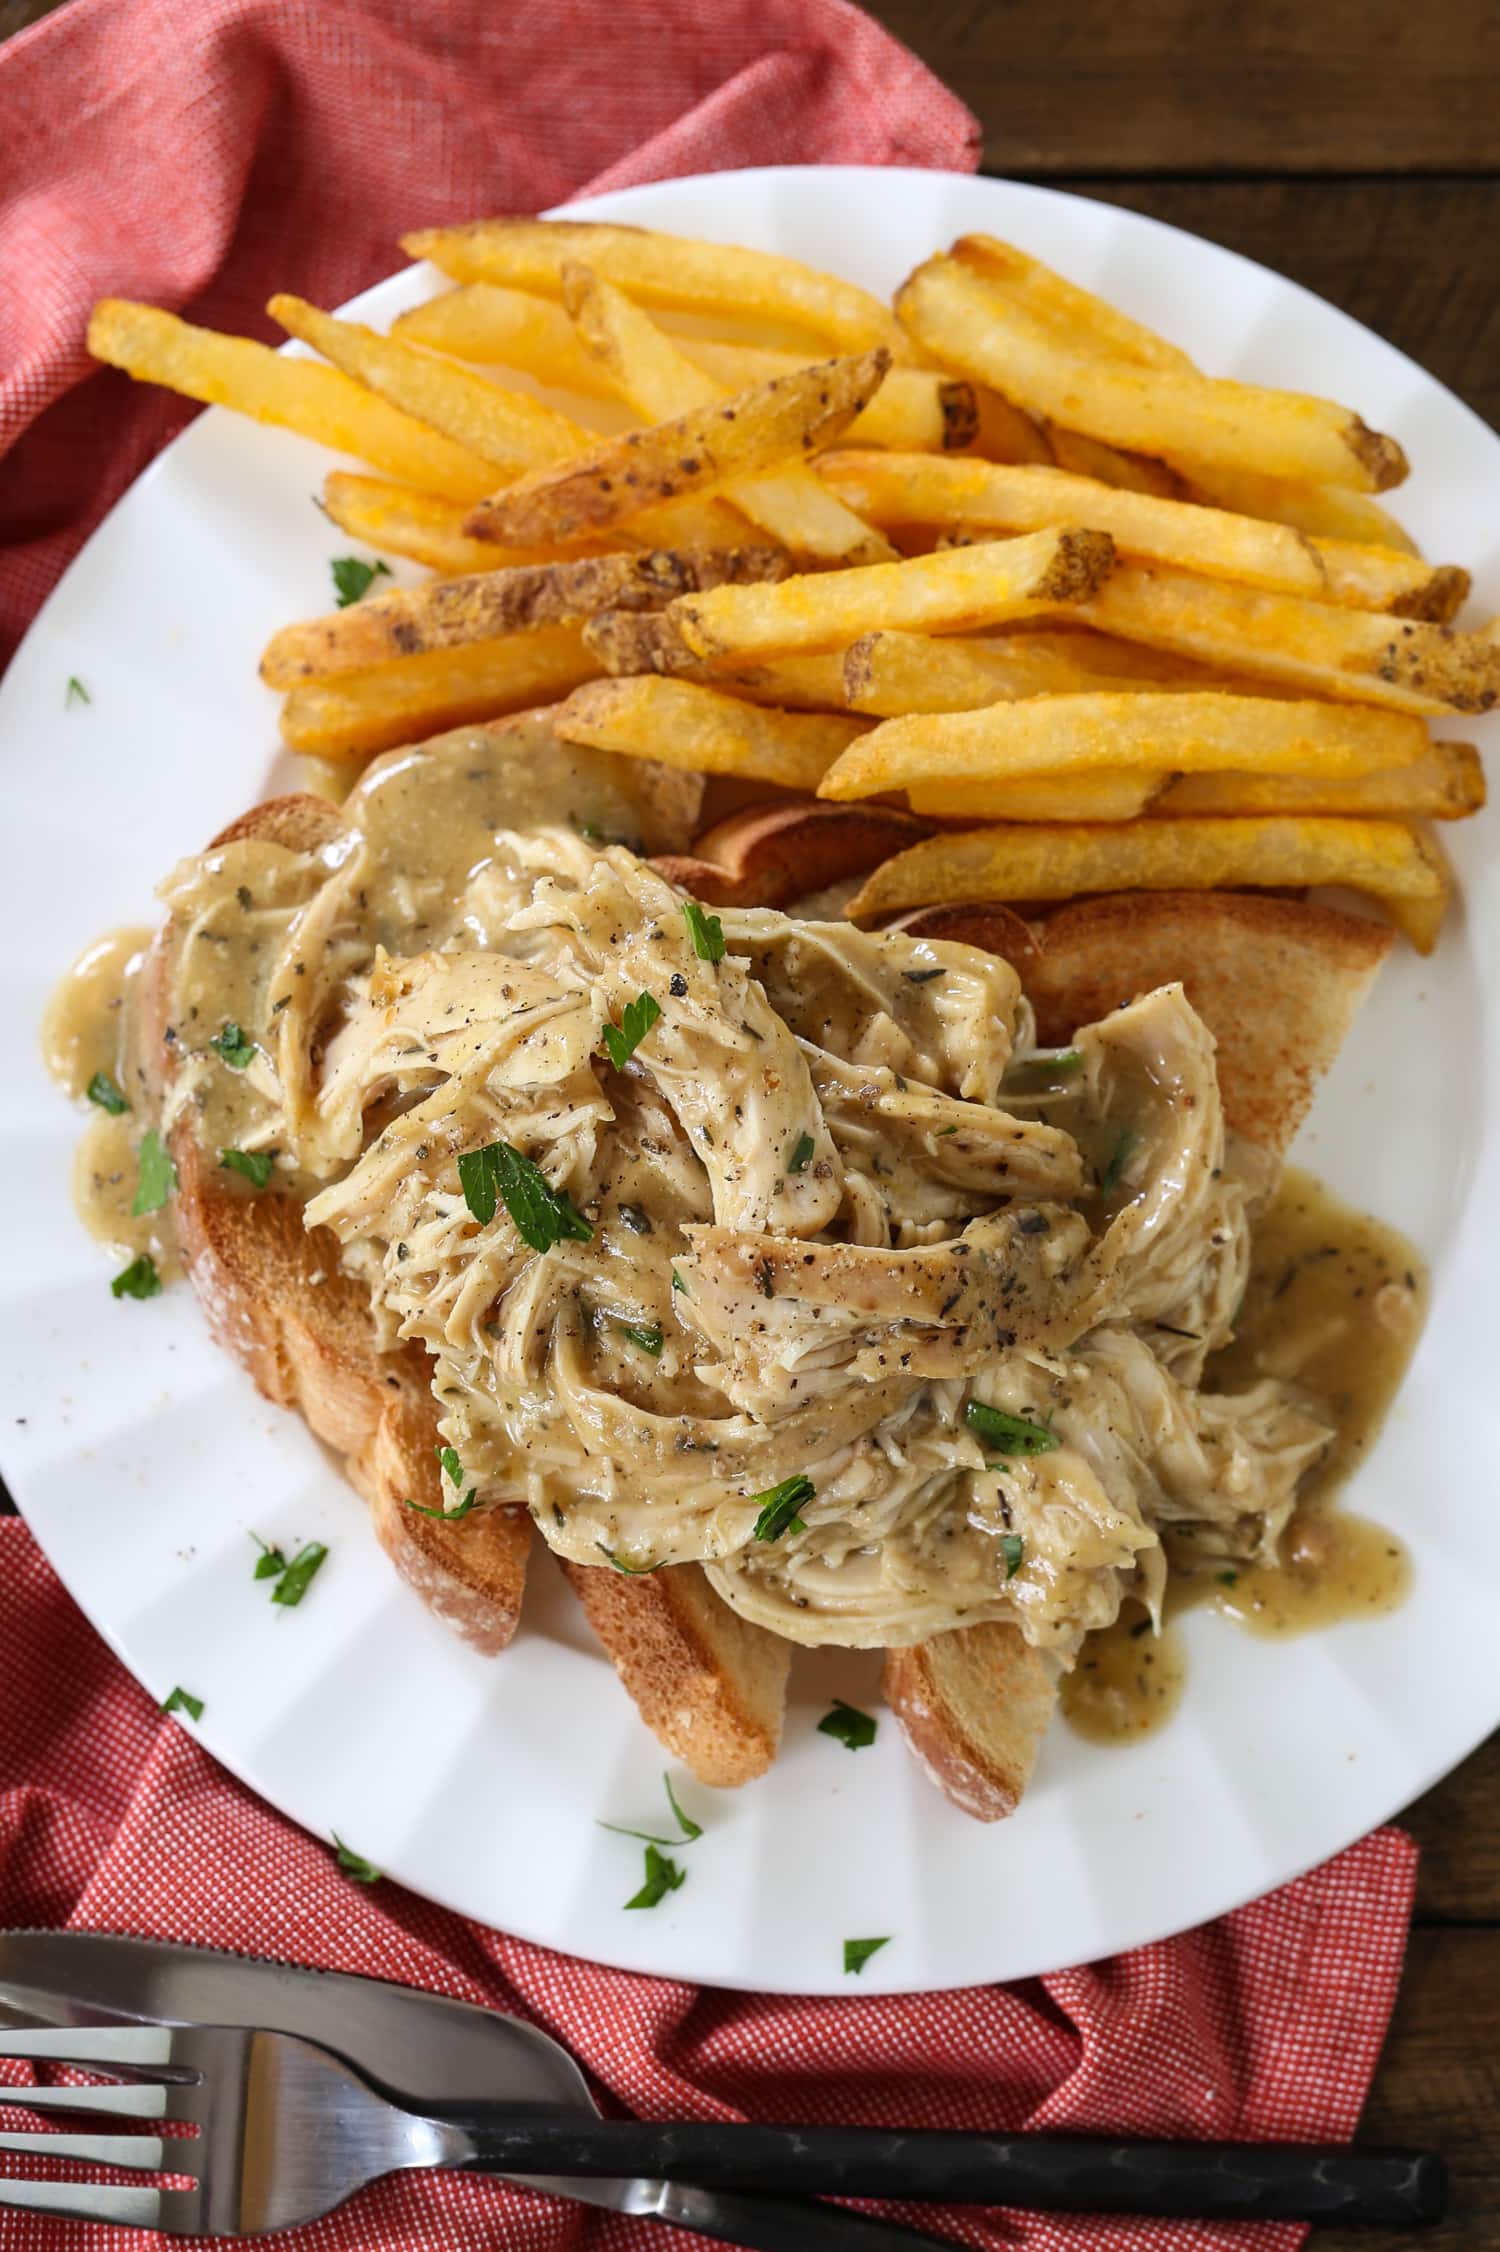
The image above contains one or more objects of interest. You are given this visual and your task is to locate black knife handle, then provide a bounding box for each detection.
[649,2183,971,2250]
[450,2119,1446,2226]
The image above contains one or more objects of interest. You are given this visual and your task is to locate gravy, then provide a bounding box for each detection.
[1063,1164,1425,1745]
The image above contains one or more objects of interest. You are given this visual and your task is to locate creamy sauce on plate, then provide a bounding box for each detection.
[1063,1166,1425,1745]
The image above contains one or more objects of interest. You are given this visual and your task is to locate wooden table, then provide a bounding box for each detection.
[4,0,1496,2235]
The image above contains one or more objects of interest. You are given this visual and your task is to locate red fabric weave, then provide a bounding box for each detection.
[0,5,1416,2245]
[0,0,979,668]
[0,1521,1418,2251]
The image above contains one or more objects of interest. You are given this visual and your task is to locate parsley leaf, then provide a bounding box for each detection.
[751,1474,815,1542]
[600,990,661,1071]
[1000,1532,1025,1579]
[671,1267,689,1296]
[210,1022,255,1070]
[458,1140,593,1252]
[1099,1126,1141,1195]
[251,1534,287,1581]
[965,1400,1060,1456]
[130,1127,177,1217]
[680,900,725,964]
[86,1071,128,1115]
[220,1147,274,1188]
[597,1543,661,1573]
[330,555,391,607]
[1217,1569,1239,1588]
[270,1541,328,1607]
[625,1841,685,1910]
[788,1131,816,1174]
[111,1253,161,1301]
[436,1444,465,1487]
[601,1772,703,1848]
[160,1686,203,1721]
[332,1833,382,1884]
[65,675,91,708]
[844,1936,890,1975]
[902,965,945,984]
[818,1698,877,1751]
[403,1489,480,1520]
[617,1321,664,1357]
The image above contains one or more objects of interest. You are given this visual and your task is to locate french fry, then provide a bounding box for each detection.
[268,294,587,470]
[319,470,747,575]
[260,545,789,687]
[1041,423,1186,497]
[908,772,1167,822]
[897,251,1408,493]
[712,655,852,709]
[658,528,1116,667]
[278,626,598,759]
[463,348,890,547]
[580,605,852,703]
[843,816,1452,952]
[953,235,1195,373]
[819,694,1427,801]
[968,386,1054,464]
[554,676,867,791]
[564,266,894,565]
[87,301,500,503]
[1183,464,1422,557]
[817,453,1460,615]
[402,218,915,362]
[1158,741,1485,821]
[393,287,976,451]
[1078,564,1500,716]
[842,626,1251,715]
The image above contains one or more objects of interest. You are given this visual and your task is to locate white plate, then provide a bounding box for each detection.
[2,167,1498,1995]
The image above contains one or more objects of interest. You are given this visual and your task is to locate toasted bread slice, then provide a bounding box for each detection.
[652,797,929,909]
[151,791,531,1655]
[558,1559,790,1786]
[881,887,1392,1817]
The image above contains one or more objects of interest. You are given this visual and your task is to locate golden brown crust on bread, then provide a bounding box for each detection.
[882,1626,1058,1821]
[558,1559,791,1787]
[157,791,531,1655]
[1019,890,1393,1159]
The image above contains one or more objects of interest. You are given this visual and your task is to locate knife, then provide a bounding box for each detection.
[0,1930,949,2251]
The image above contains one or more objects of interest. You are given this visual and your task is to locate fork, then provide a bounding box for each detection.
[0,2020,1446,2235]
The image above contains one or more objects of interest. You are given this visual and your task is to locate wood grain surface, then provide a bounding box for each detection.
[4,0,1497,2237]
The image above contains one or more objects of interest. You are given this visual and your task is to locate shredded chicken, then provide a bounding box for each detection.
[156,728,1335,1663]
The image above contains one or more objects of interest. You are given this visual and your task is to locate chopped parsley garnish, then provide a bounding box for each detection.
[251,1534,287,1580]
[751,1474,815,1542]
[269,1541,328,1607]
[210,1022,255,1070]
[844,1936,890,1975]
[436,1444,466,1487]
[625,1841,685,1910]
[600,990,661,1071]
[671,1267,689,1295]
[902,966,945,984]
[1000,1533,1025,1580]
[160,1686,203,1721]
[787,1131,816,1174]
[818,1698,877,1751]
[601,1771,703,1848]
[220,1147,274,1188]
[458,1139,593,1251]
[111,1252,161,1301]
[332,1834,382,1884]
[86,1071,128,1115]
[1217,1570,1239,1588]
[965,1400,1060,1456]
[65,676,91,708]
[680,899,726,964]
[130,1127,177,1217]
[597,1543,662,1573]
[617,1321,664,1357]
[1099,1126,1141,1196]
[403,1488,480,1519]
[330,555,391,607]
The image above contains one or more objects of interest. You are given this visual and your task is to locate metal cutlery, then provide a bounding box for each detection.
[0,2007,1446,2234]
